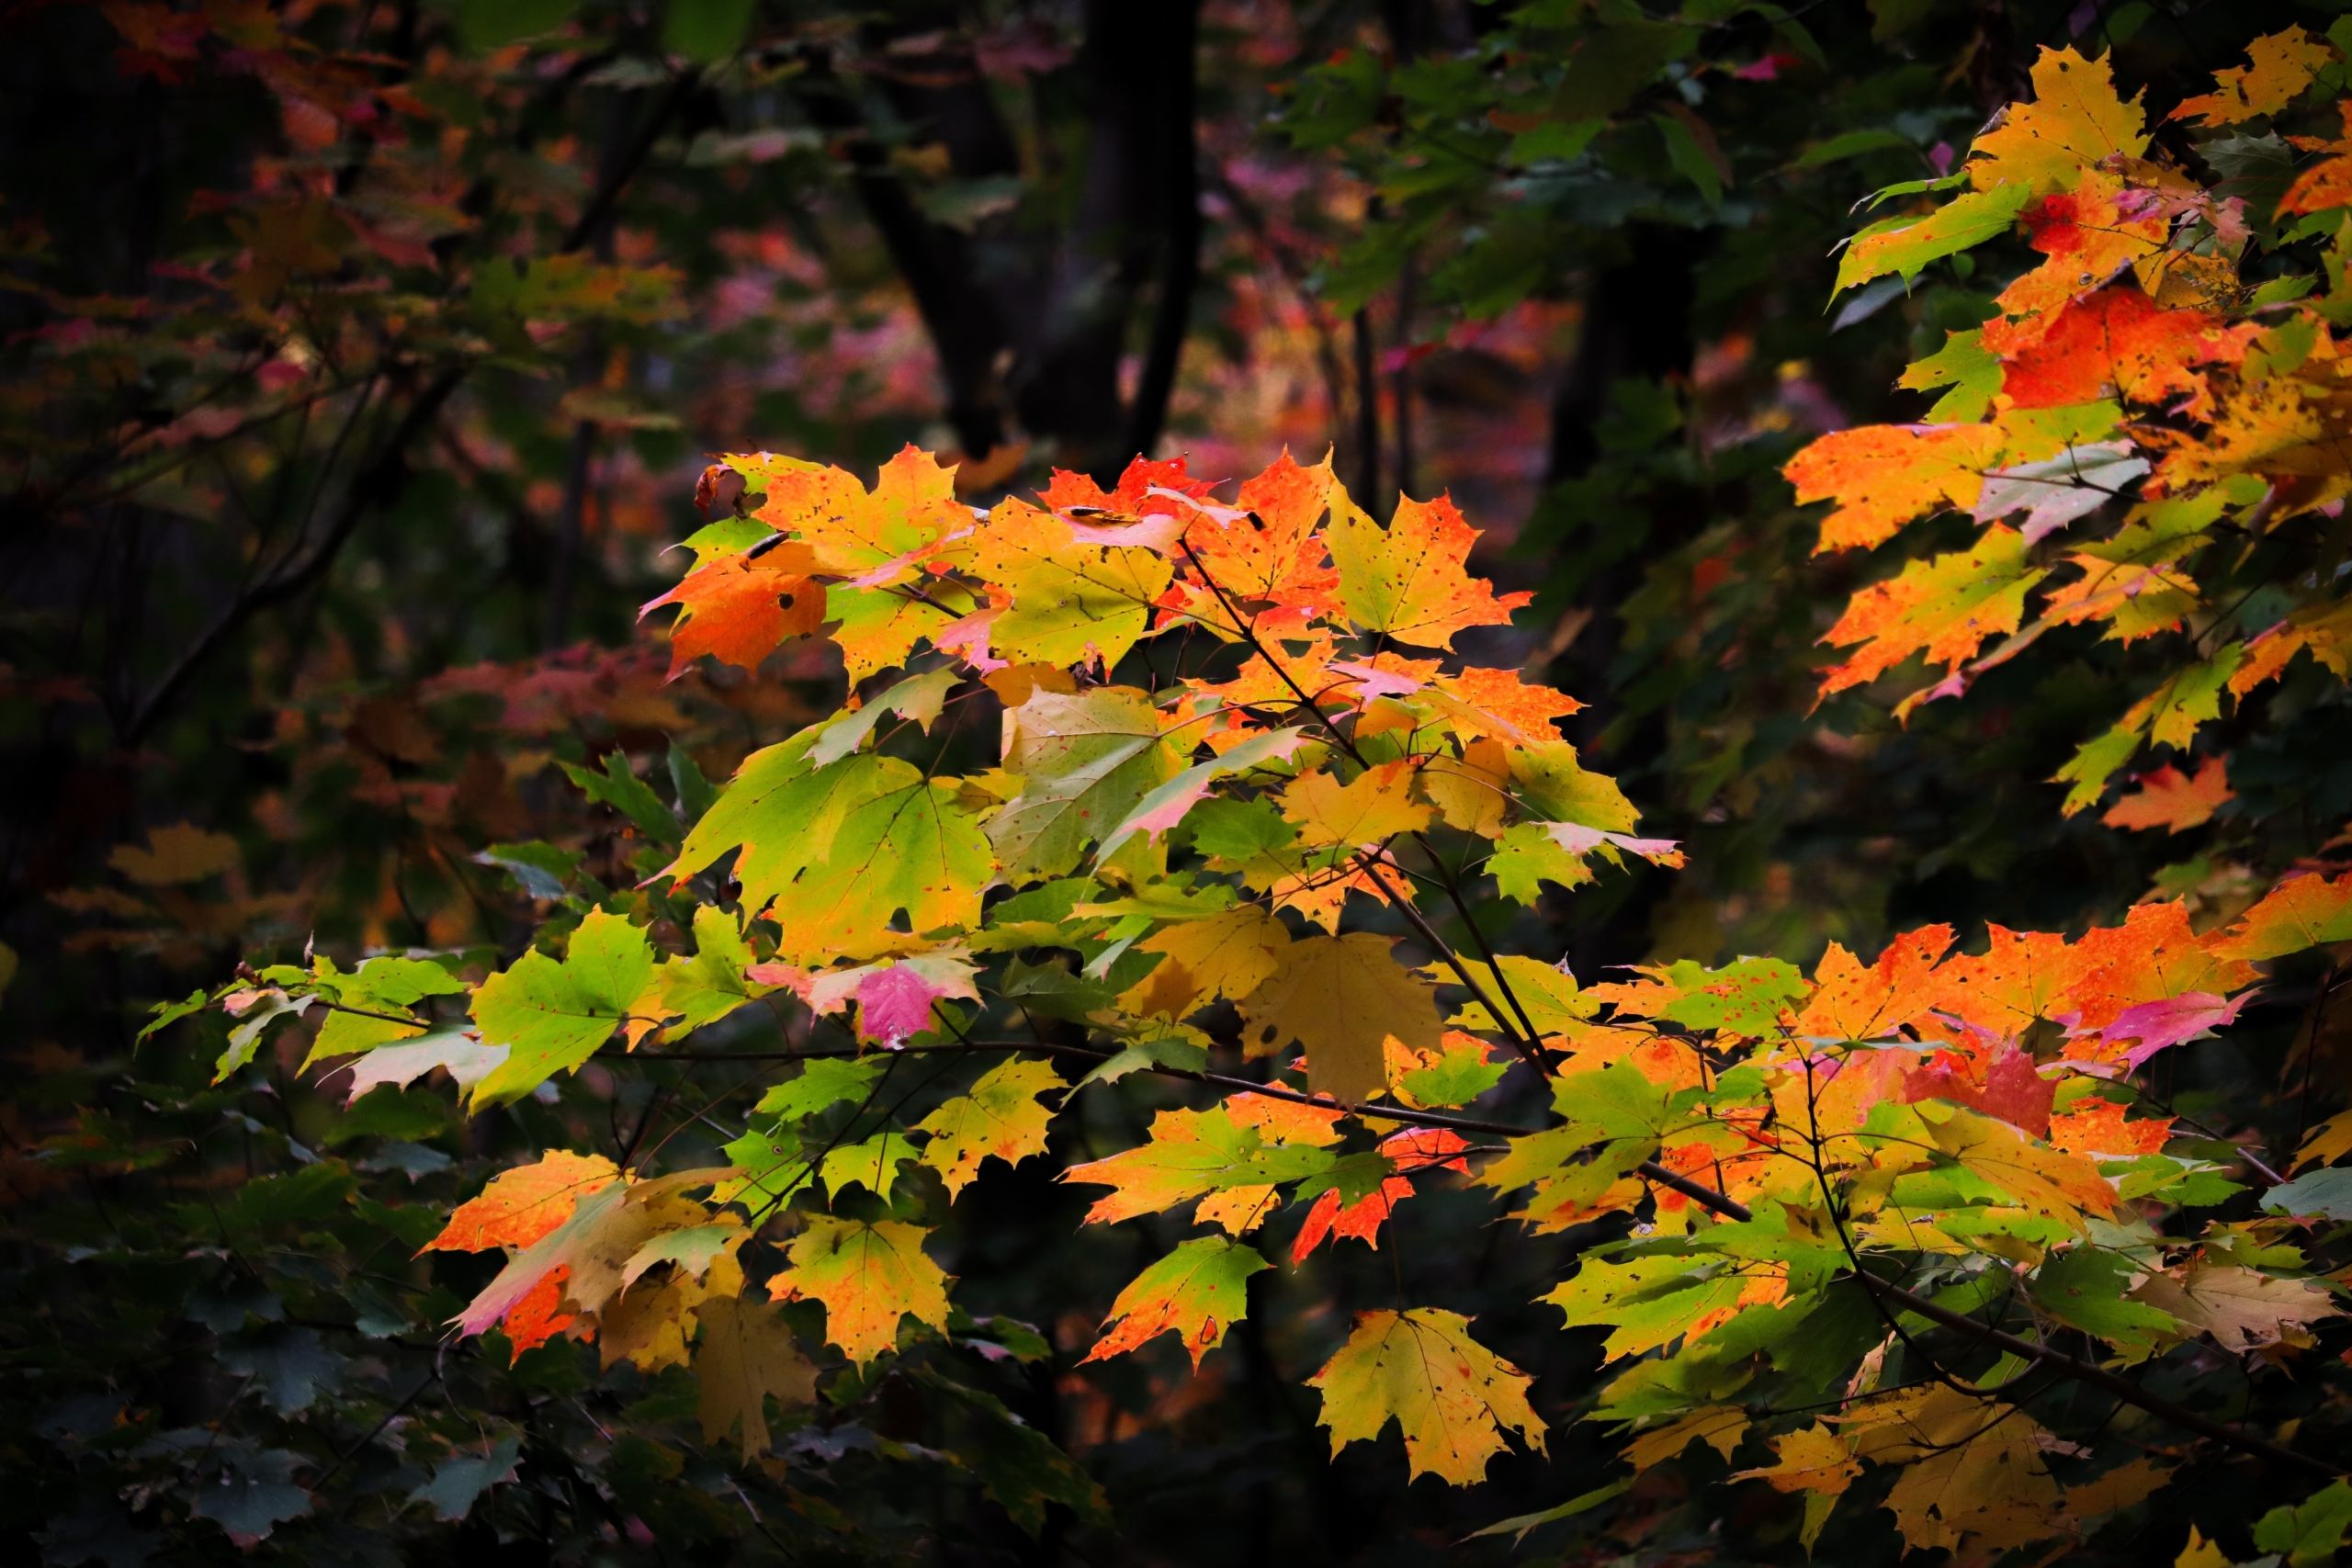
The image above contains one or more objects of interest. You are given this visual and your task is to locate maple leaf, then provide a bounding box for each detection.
[2281,102,2352,216]
[2030,1244,2183,1347]
[819,1133,920,1202]
[1419,735,1510,835]
[1309,1308,1546,1485]
[988,686,1182,880]
[468,909,655,1106]
[1326,492,1530,649]
[423,1148,621,1253]
[638,903,769,1043]
[2230,599,2352,697]
[1837,184,2038,296]
[1816,525,2048,703]
[775,1215,953,1367]
[1903,1041,2056,1138]
[1924,1106,2116,1228]
[2171,28,2336,124]
[2209,871,2352,961]
[803,666,961,768]
[1966,46,2148,194]
[1094,725,1309,860]
[1279,760,1432,849]
[638,544,822,678]
[691,1293,818,1452]
[1544,1254,1753,1361]
[2047,1096,2174,1157]
[754,444,968,579]
[1080,1235,1270,1369]
[2129,1264,2342,1351]
[1847,1385,2063,1555]
[673,739,992,960]
[1734,1422,1860,1495]
[107,820,239,886]
[1160,450,1342,636]
[2059,899,2257,1032]
[851,954,980,1046]
[968,498,1175,668]
[619,1220,744,1292]
[1783,423,1997,555]
[2090,989,2256,1068]
[2295,1110,2352,1173]
[1060,1098,1342,1225]
[1240,932,1443,1104]
[335,1030,508,1105]
[823,581,967,681]
[1388,1033,1508,1108]
[1794,925,1954,1043]
[915,1056,1066,1197]
[451,1179,719,1341]
[2002,288,2249,413]
[1980,176,2169,355]
[301,953,468,1064]
[1120,905,1292,1019]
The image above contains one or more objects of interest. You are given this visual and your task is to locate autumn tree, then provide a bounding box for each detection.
[26,7,2352,1568]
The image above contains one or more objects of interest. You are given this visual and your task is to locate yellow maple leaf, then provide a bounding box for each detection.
[2171,28,2336,125]
[1308,1308,1546,1485]
[1419,736,1510,835]
[915,1056,1066,1197]
[1624,1405,1749,1472]
[1967,45,2148,195]
[1279,760,1434,848]
[1844,1385,2063,1555]
[1240,931,1442,1103]
[1925,1106,2116,1228]
[757,444,967,579]
[1327,492,1531,650]
[107,822,241,886]
[2295,1108,2352,1173]
[691,1293,819,1451]
[1121,905,1293,1018]
[1733,1422,1861,1495]
[775,1215,953,1367]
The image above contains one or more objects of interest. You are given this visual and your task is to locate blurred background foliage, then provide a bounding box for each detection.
[6,0,2348,1563]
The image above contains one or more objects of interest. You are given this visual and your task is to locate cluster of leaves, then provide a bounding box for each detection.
[34,6,2352,1568]
[149,388,2352,1567]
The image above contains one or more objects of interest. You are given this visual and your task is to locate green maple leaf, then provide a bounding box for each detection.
[1081,1235,1271,1367]
[673,734,992,956]
[469,909,653,1107]
[648,904,765,1040]
[989,687,1182,881]
[2030,1246,2182,1348]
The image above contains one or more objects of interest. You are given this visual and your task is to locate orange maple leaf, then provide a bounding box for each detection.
[1980,174,2169,356]
[500,1266,580,1352]
[2208,871,2352,962]
[2101,754,2233,832]
[1783,423,1997,555]
[638,546,823,678]
[422,1148,621,1253]
[2047,1096,2174,1157]
[1815,526,2046,702]
[2283,103,2352,215]
[2001,288,2249,413]
[2056,901,2258,1034]
[1794,926,1955,1043]
[1930,924,2087,1042]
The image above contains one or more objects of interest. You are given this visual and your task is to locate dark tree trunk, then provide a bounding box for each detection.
[801,4,1203,481]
